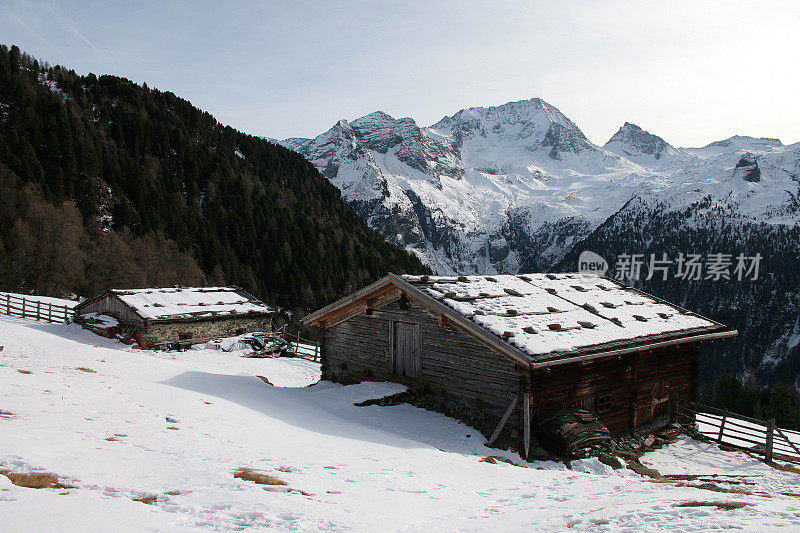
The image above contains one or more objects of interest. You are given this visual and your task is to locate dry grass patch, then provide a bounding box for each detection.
[16,369,32,374]
[132,494,158,505]
[105,436,121,442]
[163,490,182,496]
[76,367,96,373]
[674,500,749,511]
[0,410,14,418]
[590,518,610,525]
[646,478,755,496]
[767,462,800,474]
[275,465,296,473]
[1,469,66,489]
[480,456,522,466]
[256,375,273,386]
[625,459,662,479]
[234,467,287,486]
[166,426,180,430]
[165,416,179,423]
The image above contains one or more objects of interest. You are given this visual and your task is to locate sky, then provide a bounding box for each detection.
[1,0,799,147]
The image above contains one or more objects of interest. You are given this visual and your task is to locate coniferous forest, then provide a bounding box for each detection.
[0,44,429,312]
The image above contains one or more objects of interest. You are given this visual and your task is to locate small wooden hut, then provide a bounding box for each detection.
[75,287,273,348]
[303,273,736,455]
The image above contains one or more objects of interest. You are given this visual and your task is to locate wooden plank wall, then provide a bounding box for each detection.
[324,299,523,441]
[632,343,699,432]
[530,343,700,434]
[78,294,144,327]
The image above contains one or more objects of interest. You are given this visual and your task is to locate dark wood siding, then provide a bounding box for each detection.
[323,299,523,441]
[322,292,702,445]
[530,343,700,434]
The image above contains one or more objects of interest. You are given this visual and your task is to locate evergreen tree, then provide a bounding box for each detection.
[0,44,430,310]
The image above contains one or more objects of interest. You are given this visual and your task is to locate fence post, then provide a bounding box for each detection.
[6,294,9,315]
[36,301,41,321]
[717,415,726,443]
[766,418,775,463]
[48,303,52,322]
[22,298,26,318]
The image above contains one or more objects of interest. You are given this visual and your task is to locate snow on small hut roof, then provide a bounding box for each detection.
[110,287,272,321]
[401,273,722,360]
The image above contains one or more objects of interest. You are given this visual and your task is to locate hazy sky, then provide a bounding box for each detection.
[2,0,798,146]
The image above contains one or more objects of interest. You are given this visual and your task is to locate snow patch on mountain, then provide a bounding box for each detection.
[281,99,800,275]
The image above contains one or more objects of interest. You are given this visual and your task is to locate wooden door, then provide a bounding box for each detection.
[392,322,421,378]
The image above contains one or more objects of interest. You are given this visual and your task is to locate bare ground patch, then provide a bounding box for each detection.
[767,462,800,474]
[674,500,749,511]
[480,456,522,467]
[133,494,158,505]
[16,369,32,374]
[76,367,96,373]
[0,469,68,489]
[0,410,15,418]
[233,467,287,486]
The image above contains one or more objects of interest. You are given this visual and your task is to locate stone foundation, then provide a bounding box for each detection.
[137,315,272,347]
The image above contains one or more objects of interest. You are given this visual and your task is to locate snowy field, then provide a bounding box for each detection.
[1,315,800,531]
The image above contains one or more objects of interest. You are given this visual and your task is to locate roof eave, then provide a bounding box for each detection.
[529,328,738,370]
[301,276,396,326]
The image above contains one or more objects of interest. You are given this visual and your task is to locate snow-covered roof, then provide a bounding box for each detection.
[401,273,724,361]
[109,287,272,321]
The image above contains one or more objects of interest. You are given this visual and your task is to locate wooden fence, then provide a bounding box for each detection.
[1,294,73,324]
[677,399,800,463]
[287,330,320,362]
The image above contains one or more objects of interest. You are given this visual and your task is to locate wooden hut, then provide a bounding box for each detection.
[303,273,736,456]
[75,287,273,348]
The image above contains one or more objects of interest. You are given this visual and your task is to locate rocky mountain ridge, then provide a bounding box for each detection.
[281,98,800,384]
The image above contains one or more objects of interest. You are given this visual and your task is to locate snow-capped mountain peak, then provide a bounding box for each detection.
[603,122,682,165]
[429,98,594,160]
[280,97,800,275]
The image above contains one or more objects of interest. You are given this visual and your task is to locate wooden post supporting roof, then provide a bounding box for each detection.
[523,392,531,459]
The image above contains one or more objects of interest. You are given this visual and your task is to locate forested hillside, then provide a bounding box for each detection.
[0,45,428,311]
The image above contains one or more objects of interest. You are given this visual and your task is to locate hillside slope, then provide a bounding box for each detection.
[2,315,800,531]
[0,44,428,310]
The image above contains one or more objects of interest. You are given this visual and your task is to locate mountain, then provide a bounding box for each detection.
[283,99,800,385]
[603,122,686,166]
[0,44,428,311]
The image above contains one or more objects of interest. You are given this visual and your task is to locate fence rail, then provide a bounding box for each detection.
[1,293,73,324]
[287,331,320,362]
[677,399,800,463]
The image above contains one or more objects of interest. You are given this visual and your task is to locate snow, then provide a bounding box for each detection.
[692,413,800,460]
[642,437,800,499]
[104,287,271,320]
[0,292,78,309]
[284,98,800,275]
[83,313,120,328]
[404,273,720,358]
[2,314,799,531]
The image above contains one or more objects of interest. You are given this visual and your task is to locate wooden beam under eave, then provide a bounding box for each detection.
[319,301,369,328]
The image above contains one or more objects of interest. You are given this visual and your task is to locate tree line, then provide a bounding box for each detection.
[0,44,429,313]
